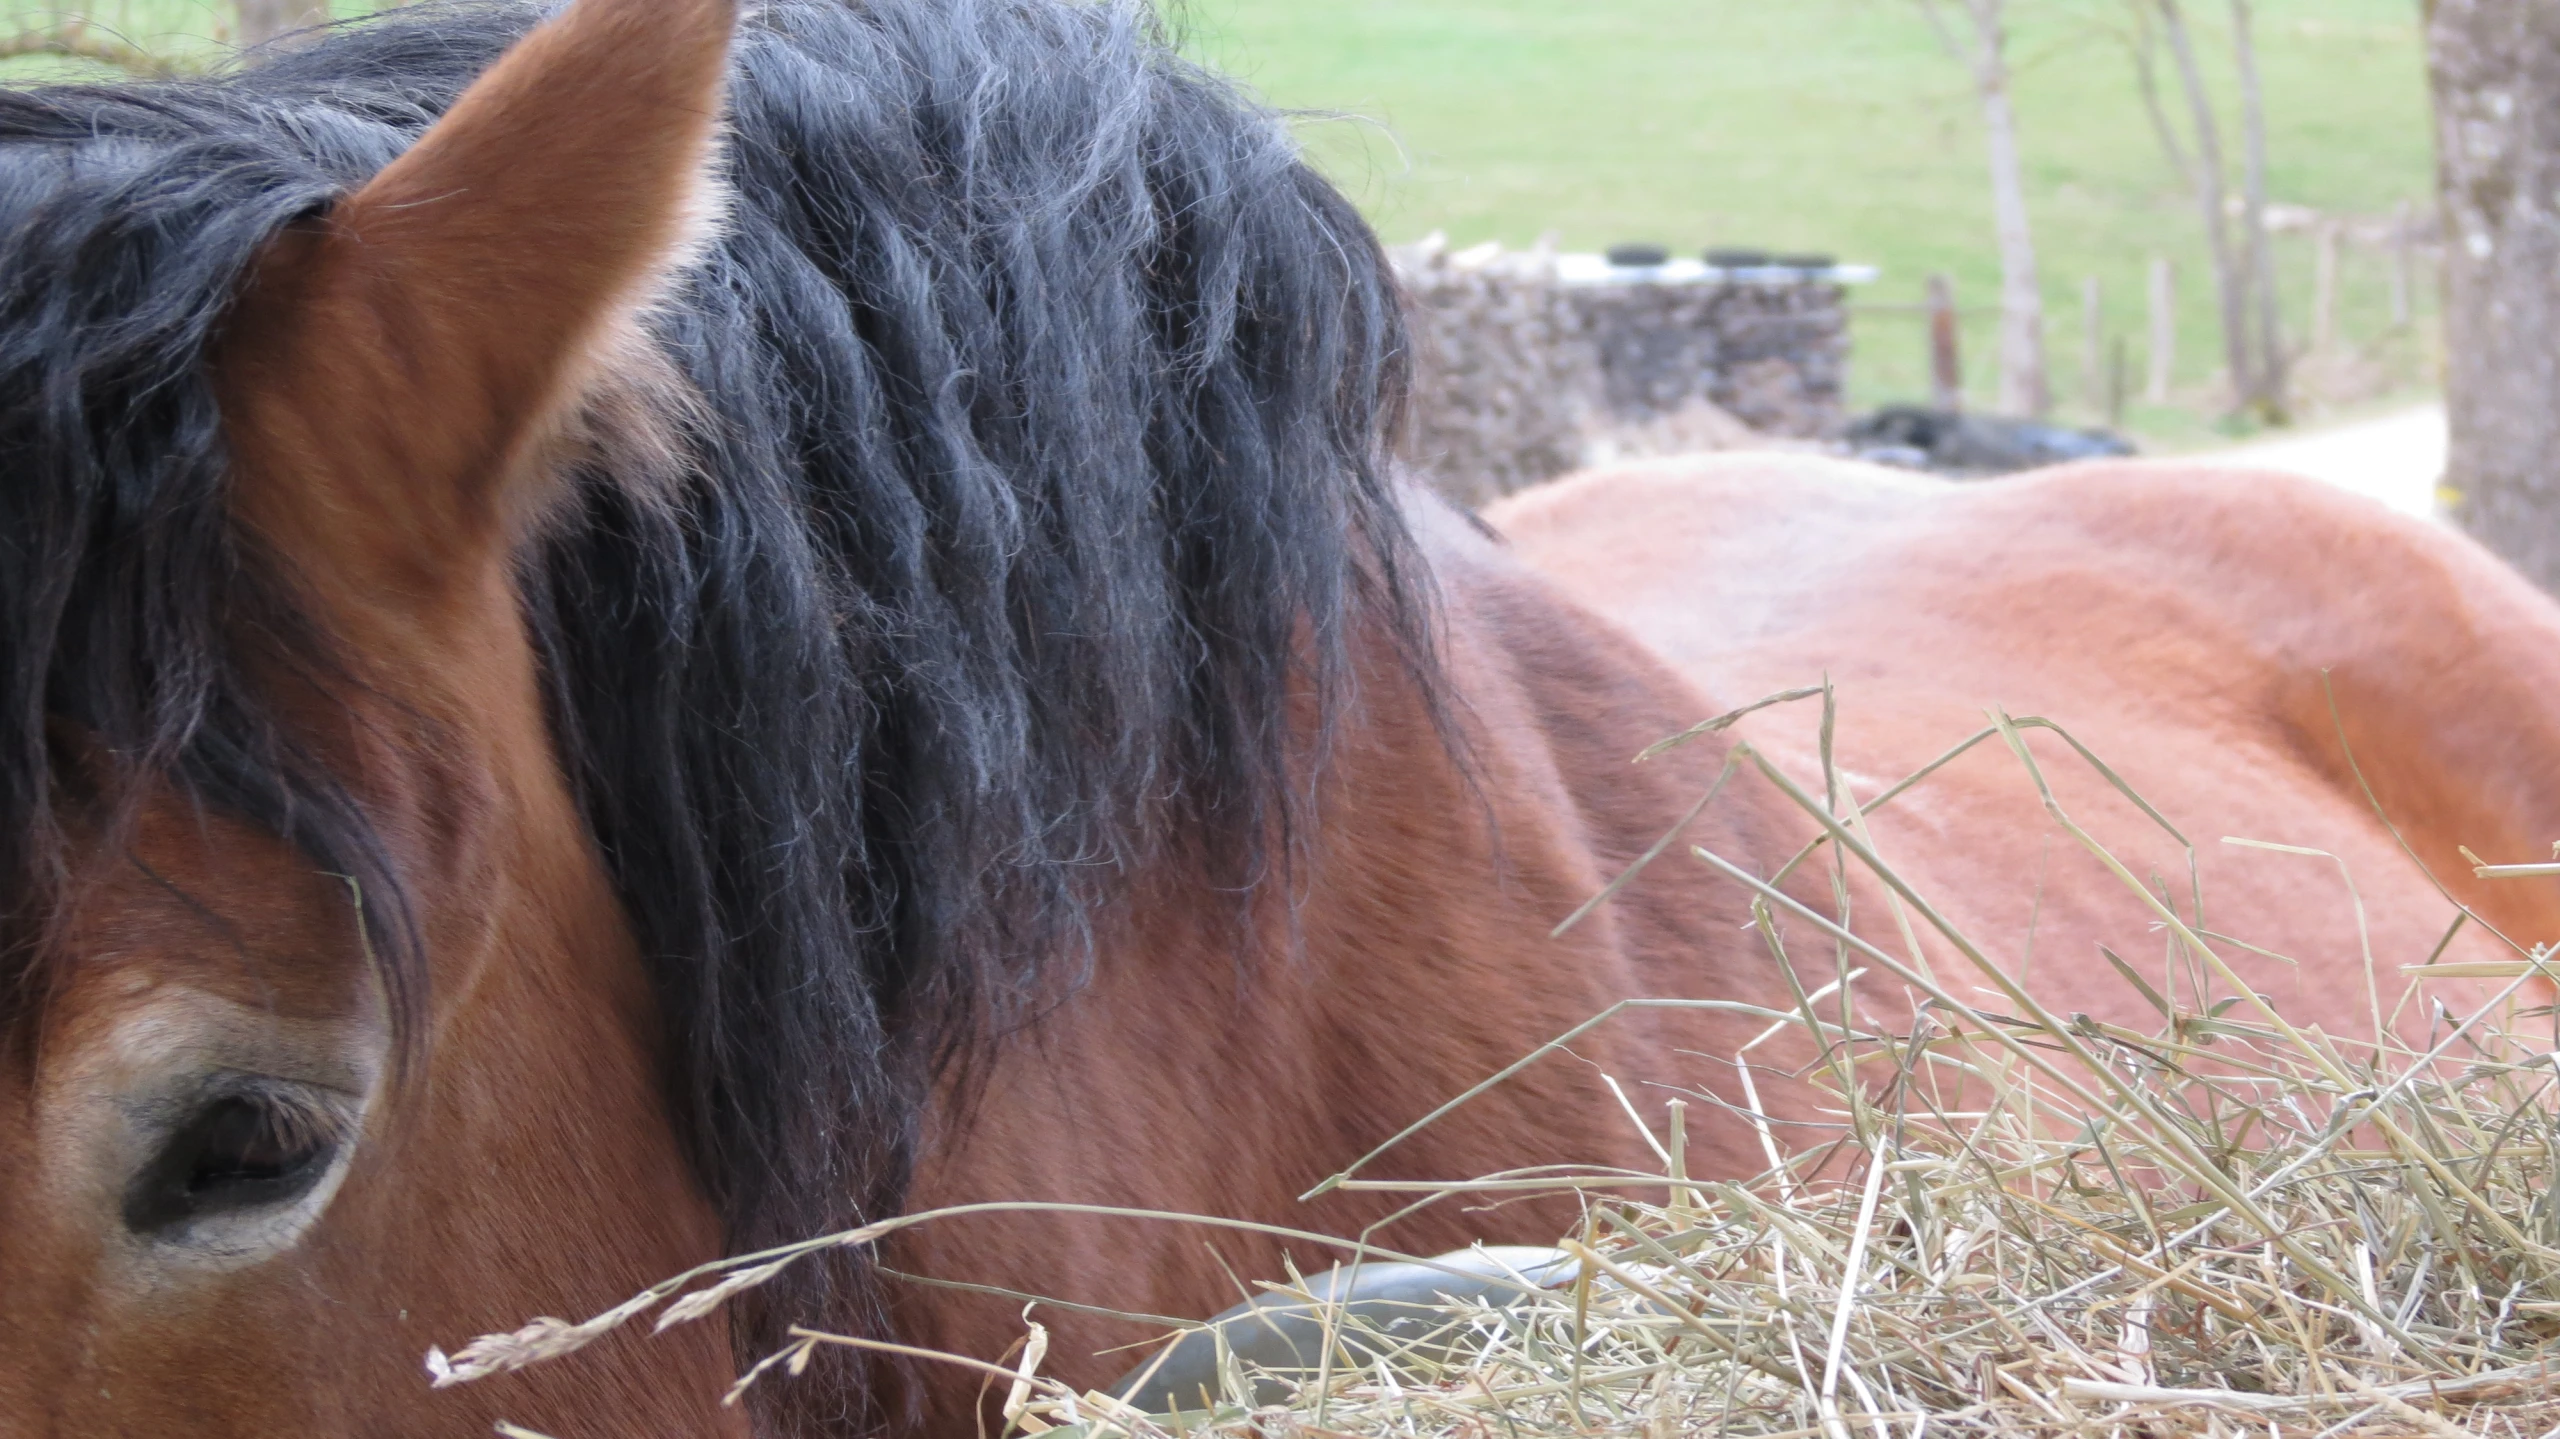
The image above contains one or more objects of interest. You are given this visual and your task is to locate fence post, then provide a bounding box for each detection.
[2144,257,2175,404]
[1926,273,1963,411]
[2391,200,2415,332]
[2313,222,2341,353]
[2082,276,2104,416]
[2108,334,2129,429]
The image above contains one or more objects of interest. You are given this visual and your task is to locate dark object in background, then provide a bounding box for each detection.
[1605,242,1672,267]
[1774,252,1836,272]
[1846,405,2135,477]
[1705,246,1772,268]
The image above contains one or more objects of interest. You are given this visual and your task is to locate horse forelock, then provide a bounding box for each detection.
[0,79,426,1034]
[0,0,1427,1427]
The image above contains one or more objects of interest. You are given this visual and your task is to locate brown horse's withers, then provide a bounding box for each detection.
[1492,452,2560,1016]
[0,0,2543,1434]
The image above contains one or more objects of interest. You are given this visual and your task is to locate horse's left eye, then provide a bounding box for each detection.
[123,1088,342,1235]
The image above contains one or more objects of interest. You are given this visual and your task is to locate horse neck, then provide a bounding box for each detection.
[891,496,1809,1396]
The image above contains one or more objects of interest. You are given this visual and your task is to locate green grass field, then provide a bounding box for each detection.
[1174,0,2439,440]
[5,0,2442,440]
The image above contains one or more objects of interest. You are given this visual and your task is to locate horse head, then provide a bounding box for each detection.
[0,0,752,1430]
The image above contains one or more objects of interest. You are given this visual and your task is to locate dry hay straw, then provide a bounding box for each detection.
[436,684,2560,1438]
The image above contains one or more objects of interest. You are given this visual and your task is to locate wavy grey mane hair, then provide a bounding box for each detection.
[0,1,1426,1428]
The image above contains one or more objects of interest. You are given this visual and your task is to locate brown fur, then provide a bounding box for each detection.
[891,505,1830,1415]
[884,456,2548,1414]
[1491,454,2551,1022]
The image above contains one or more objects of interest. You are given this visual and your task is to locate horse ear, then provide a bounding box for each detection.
[218,0,735,618]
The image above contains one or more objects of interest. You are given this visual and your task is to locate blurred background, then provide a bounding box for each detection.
[0,0,2441,431]
[1181,0,2437,449]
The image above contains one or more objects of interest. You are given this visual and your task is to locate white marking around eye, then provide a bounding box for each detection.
[37,985,386,1279]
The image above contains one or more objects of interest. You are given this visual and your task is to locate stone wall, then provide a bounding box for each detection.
[1392,238,1849,507]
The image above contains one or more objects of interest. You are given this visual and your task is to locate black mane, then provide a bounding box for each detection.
[0,2,1422,1428]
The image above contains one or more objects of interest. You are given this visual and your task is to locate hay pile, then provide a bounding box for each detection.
[437,695,2560,1438]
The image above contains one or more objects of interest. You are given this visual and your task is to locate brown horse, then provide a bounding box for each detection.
[1491,452,2560,1029]
[0,0,2544,1434]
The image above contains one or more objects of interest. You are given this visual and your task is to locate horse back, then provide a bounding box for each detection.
[1490,454,2559,1032]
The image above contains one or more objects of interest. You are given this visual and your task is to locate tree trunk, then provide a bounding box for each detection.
[236,0,327,47]
[2228,0,2288,422]
[2153,0,2256,415]
[2428,0,2560,587]
[1966,0,2050,417]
